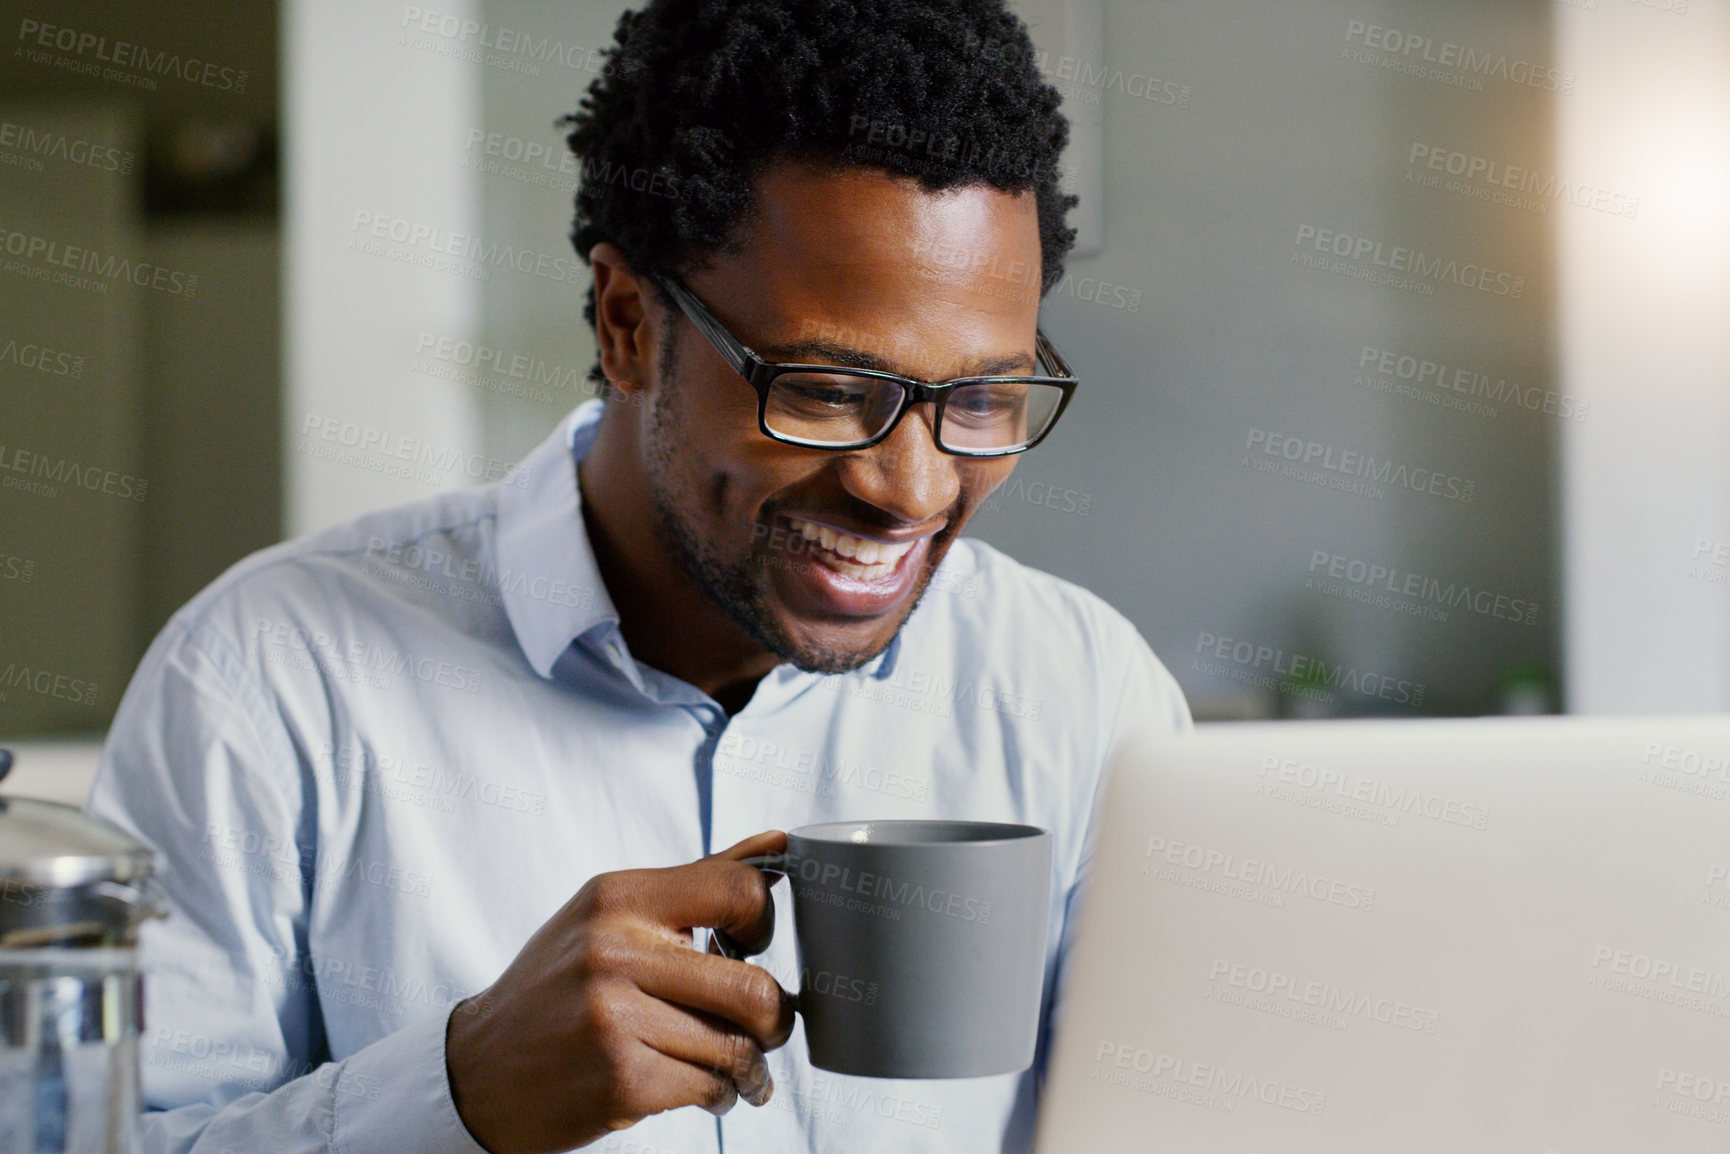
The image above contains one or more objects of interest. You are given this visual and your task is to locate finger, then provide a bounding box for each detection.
[618,857,782,957]
[625,929,797,1050]
[708,830,787,863]
[633,994,773,1107]
[619,1039,743,1119]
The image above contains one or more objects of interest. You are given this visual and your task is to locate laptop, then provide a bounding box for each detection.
[1036,716,1730,1153]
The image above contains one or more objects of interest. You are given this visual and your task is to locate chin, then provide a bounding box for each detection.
[772,619,903,675]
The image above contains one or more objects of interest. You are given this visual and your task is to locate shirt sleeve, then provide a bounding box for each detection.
[86,615,490,1154]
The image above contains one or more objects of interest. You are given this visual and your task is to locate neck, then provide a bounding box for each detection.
[576,408,779,711]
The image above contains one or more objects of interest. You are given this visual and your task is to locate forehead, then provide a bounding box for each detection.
[702,162,1044,368]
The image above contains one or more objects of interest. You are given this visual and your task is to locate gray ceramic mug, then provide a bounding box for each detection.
[716,820,1052,1079]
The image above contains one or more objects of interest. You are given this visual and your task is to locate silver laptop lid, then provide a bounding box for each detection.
[1037,716,1730,1154]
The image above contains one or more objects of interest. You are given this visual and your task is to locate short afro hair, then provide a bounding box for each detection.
[559,0,1077,390]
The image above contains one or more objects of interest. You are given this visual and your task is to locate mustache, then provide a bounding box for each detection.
[754,494,963,540]
[746,505,959,564]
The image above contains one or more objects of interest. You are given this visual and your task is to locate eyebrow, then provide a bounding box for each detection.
[755,337,1037,379]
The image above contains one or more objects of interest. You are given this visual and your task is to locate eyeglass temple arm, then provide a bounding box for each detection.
[660,269,1073,386]
[1035,329,1076,381]
[650,274,756,379]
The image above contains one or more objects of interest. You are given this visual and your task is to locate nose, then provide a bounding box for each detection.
[836,402,960,526]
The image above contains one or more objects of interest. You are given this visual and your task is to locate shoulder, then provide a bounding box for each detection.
[911,537,1188,729]
[926,536,1146,662]
[161,487,503,667]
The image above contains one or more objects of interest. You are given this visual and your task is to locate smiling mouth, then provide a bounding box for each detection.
[783,516,922,582]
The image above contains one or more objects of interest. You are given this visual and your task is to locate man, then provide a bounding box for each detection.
[89,0,1189,1151]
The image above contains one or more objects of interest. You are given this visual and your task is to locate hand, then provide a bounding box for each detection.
[445,831,795,1153]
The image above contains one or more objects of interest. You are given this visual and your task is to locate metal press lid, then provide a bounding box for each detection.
[0,749,155,888]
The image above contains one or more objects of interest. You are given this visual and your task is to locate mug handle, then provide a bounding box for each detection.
[709,853,788,962]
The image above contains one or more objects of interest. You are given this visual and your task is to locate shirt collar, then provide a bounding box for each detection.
[496,401,616,679]
[496,399,906,685]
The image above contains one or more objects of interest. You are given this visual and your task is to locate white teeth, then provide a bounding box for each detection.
[784,517,919,580]
[828,557,895,580]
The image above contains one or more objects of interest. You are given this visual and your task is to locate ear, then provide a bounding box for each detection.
[588,242,660,400]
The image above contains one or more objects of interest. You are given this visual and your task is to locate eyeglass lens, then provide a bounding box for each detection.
[764,373,1065,452]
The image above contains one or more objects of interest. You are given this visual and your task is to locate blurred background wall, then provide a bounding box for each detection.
[2,0,1727,796]
[0,1,280,757]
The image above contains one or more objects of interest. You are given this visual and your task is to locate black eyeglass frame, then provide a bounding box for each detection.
[649,272,1079,458]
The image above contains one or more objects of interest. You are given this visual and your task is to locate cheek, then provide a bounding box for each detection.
[684,435,828,552]
[658,373,772,520]
[961,463,1018,512]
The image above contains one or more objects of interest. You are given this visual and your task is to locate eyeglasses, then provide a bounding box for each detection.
[650,272,1078,457]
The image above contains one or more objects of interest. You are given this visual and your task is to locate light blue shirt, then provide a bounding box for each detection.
[87,400,1190,1154]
